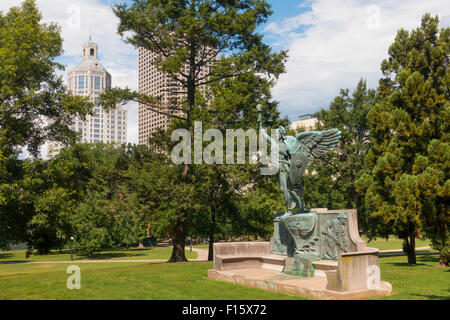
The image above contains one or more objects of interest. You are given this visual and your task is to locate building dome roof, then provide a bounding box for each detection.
[70,39,109,75]
[74,57,107,72]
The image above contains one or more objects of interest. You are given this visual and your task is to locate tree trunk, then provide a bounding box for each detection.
[439,250,449,267]
[208,220,215,261]
[403,235,416,264]
[437,213,449,267]
[439,256,449,267]
[208,235,214,262]
[168,218,188,263]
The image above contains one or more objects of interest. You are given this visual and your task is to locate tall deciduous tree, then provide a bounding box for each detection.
[355,14,449,265]
[101,0,287,262]
[0,0,91,249]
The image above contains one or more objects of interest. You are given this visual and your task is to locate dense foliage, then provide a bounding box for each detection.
[100,0,288,261]
[356,14,449,265]
[302,79,376,234]
[0,1,447,268]
[0,0,92,249]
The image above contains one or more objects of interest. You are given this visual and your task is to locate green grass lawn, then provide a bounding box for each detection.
[374,255,450,300]
[0,254,447,300]
[362,236,431,251]
[0,261,303,300]
[0,247,197,262]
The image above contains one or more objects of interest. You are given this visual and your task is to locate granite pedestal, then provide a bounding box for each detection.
[208,209,393,300]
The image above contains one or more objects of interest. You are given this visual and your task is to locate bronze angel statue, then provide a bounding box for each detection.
[257,106,341,219]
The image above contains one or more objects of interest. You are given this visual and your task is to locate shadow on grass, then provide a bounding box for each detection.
[411,293,450,300]
[0,253,13,259]
[417,255,440,263]
[383,255,441,267]
[0,260,27,265]
[385,262,428,267]
[75,248,156,260]
[79,252,148,260]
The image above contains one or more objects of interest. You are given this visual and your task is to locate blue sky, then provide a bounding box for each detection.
[1,0,449,150]
[95,0,313,49]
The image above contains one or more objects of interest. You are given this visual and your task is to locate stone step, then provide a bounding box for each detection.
[312,260,338,278]
[313,260,338,270]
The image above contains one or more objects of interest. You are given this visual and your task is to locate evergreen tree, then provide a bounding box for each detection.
[356,14,449,265]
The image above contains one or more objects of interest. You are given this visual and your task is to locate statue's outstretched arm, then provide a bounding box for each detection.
[259,124,276,145]
[258,106,276,145]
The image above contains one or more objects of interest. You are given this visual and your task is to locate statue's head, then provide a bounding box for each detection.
[277,126,286,139]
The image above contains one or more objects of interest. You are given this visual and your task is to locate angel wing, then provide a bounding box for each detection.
[295,129,341,160]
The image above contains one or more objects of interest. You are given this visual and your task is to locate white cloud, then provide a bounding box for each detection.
[0,0,139,146]
[267,0,450,121]
[3,0,449,140]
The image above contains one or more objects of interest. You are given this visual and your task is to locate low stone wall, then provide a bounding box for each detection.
[209,241,392,300]
[213,242,286,272]
[209,208,393,299]
[326,249,384,292]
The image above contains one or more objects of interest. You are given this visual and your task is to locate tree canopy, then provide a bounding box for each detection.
[356,14,449,265]
[100,0,288,262]
[0,0,92,249]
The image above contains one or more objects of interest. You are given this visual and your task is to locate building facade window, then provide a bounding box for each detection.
[78,76,85,89]
[95,77,101,89]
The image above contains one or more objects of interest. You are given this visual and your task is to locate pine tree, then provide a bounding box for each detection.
[356,14,449,265]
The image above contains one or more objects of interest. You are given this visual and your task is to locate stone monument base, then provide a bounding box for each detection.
[209,209,393,300]
[207,267,392,300]
[209,239,393,300]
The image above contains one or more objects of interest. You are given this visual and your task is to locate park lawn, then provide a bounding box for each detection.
[363,236,431,251]
[0,261,303,300]
[0,255,447,300]
[376,254,449,300]
[0,247,197,262]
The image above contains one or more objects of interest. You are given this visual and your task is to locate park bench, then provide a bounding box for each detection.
[213,242,286,272]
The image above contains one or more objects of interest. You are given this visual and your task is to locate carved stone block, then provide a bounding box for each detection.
[271,209,365,277]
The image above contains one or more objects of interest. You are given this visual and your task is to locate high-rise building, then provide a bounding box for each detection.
[67,40,127,145]
[138,47,212,145]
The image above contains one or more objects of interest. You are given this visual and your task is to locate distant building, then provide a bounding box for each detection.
[291,114,318,132]
[138,47,213,146]
[48,39,128,157]
[67,39,127,144]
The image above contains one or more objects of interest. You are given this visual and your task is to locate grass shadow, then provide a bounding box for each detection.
[0,253,13,260]
[383,254,441,267]
[78,248,155,260]
[80,252,145,260]
[411,293,450,300]
[415,255,440,263]
[0,260,28,265]
[385,262,427,267]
